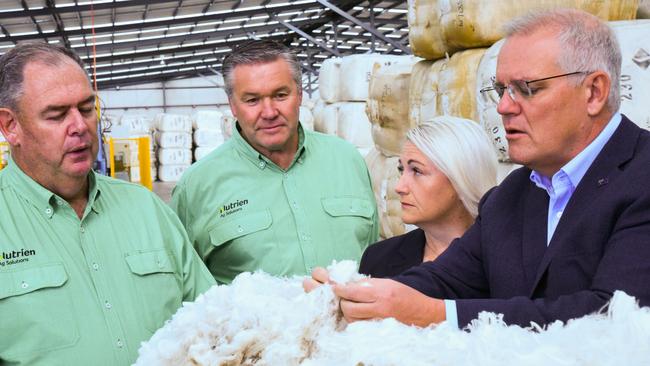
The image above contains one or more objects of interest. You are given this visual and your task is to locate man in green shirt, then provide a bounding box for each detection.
[0,43,215,365]
[172,40,379,284]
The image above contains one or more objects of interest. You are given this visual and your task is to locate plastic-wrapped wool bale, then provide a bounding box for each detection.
[438,48,487,122]
[408,59,447,126]
[158,164,190,183]
[639,0,650,18]
[192,110,226,162]
[365,148,405,239]
[366,58,419,157]
[312,99,326,133]
[337,102,373,157]
[339,54,416,102]
[477,20,650,164]
[299,106,314,131]
[319,57,341,104]
[106,114,155,183]
[154,113,192,182]
[220,107,235,141]
[408,0,638,60]
[318,103,340,136]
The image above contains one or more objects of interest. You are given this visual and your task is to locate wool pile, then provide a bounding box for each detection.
[134,261,650,365]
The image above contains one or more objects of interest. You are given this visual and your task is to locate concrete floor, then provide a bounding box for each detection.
[152,181,176,203]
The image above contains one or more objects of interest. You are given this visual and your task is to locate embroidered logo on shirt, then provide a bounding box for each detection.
[219,199,249,218]
[0,249,36,267]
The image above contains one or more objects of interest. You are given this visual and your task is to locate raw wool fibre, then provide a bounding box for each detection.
[135,261,650,365]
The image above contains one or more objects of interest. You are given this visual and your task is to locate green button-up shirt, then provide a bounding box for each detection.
[172,123,379,284]
[0,159,215,365]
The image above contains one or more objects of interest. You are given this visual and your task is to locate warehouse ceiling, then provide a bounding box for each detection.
[0,0,410,91]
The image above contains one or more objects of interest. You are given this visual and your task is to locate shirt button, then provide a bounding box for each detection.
[258,161,265,168]
[105,301,112,309]
[92,263,99,271]
[116,340,123,348]
[237,226,244,233]
[45,207,53,215]
[80,226,85,233]
[21,281,29,289]
[56,199,64,205]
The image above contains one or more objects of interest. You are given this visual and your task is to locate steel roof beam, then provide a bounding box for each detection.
[315,0,409,53]
[270,14,341,57]
[46,0,72,48]
[71,17,319,54]
[4,2,324,43]
[0,0,178,19]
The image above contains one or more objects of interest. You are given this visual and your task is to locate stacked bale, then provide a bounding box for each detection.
[193,110,226,162]
[407,0,637,59]
[154,113,192,182]
[106,114,156,182]
[315,54,413,158]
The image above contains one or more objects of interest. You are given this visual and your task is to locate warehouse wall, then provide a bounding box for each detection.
[98,75,227,118]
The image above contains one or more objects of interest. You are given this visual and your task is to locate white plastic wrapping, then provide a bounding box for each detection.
[154,113,192,132]
[193,110,224,130]
[157,164,190,182]
[157,148,192,165]
[337,102,373,150]
[154,132,192,149]
[319,57,341,103]
[193,129,225,147]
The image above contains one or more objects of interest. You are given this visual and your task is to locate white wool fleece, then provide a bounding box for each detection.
[135,261,650,366]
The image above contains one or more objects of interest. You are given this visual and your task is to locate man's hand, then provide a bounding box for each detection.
[334,278,446,327]
[302,267,331,292]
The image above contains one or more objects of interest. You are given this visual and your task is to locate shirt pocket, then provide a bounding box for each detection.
[207,210,275,282]
[208,210,273,247]
[0,263,80,360]
[321,196,375,252]
[125,249,182,333]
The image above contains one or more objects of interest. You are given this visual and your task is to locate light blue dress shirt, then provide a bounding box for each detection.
[445,113,622,327]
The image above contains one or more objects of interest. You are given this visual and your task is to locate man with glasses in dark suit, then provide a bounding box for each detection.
[306,8,650,328]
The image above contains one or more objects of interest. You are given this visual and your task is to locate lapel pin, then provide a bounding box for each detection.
[597,178,609,186]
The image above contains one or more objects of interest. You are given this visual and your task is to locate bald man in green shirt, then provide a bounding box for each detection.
[172,40,379,284]
[0,43,215,365]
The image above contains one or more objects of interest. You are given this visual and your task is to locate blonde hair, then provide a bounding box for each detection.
[406,116,498,217]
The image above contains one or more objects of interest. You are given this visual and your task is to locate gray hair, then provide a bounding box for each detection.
[504,8,621,111]
[221,40,302,97]
[406,116,498,218]
[0,42,89,113]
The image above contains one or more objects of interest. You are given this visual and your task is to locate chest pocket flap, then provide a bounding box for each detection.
[125,249,175,275]
[322,197,374,218]
[209,209,273,247]
[0,263,68,300]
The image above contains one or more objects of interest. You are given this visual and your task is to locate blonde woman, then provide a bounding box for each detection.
[359,116,498,278]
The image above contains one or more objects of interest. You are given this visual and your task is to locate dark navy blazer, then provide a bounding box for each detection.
[394,115,650,327]
[359,228,426,278]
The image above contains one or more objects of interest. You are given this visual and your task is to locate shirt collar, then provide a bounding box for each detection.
[232,121,307,170]
[530,112,622,190]
[5,156,102,218]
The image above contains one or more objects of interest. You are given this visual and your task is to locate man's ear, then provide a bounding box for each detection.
[584,71,611,116]
[0,108,21,146]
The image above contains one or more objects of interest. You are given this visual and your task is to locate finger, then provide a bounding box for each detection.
[302,278,321,293]
[339,298,378,321]
[333,281,377,303]
[311,267,331,284]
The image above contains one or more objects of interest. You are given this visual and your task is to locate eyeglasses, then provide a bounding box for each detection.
[480,71,588,101]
